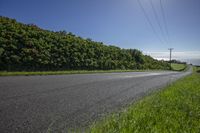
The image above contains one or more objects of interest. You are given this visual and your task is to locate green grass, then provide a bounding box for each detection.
[0,69,173,76]
[0,69,152,76]
[89,67,200,133]
[171,63,186,71]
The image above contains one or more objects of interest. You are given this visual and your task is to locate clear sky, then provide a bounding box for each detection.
[0,0,200,61]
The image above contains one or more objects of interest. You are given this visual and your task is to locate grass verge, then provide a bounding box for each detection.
[0,69,153,76]
[89,67,200,133]
[171,63,187,71]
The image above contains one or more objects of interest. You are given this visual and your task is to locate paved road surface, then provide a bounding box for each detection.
[0,68,192,133]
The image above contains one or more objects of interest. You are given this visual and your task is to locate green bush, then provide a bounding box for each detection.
[0,16,170,71]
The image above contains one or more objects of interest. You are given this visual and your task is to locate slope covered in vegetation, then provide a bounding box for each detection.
[171,63,186,71]
[0,16,170,71]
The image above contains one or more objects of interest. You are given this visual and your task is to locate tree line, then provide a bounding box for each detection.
[0,16,170,71]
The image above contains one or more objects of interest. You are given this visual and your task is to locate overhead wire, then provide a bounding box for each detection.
[137,0,165,44]
[150,0,168,44]
[159,0,170,43]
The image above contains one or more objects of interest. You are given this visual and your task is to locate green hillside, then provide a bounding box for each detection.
[171,63,186,71]
[0,16,170,71]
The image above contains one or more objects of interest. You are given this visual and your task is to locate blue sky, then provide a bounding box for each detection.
[0,0,200,61]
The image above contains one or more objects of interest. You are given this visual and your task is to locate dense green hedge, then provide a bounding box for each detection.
[0,16,170,71]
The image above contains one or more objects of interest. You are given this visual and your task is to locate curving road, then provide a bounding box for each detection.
[0,68,192,133]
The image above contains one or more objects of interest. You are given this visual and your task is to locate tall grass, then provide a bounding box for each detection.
[89,67,200,133]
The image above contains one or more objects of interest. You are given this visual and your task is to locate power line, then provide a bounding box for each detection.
[160,0,170,43]
[168,48,173,69]
[137,0,165,44]
[150,0,168,44]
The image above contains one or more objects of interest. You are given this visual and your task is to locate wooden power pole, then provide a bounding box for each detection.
[168,48,173,69]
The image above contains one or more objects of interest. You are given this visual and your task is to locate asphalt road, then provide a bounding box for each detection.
[0,68,192,133]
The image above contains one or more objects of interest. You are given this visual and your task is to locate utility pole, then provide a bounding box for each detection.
[168,48,173,69]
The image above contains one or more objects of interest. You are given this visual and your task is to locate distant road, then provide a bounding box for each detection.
[0,68,192,133]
